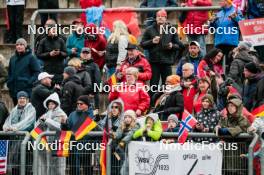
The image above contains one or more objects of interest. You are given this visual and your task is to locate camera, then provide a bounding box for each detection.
[218,78,234,97]
[85,34,97,41]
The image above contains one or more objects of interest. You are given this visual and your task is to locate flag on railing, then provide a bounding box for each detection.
[100,116,108,175]
[0,140,8,175]
[107,73,117,87]
[251,104,264,117]
[31,122,48,148]
[178,110,197,144]
[72,115,97,140]
[52,131,72,157]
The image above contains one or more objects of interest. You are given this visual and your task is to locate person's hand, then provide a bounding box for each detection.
[209,71,216,77]
[93,109,99,116]
[203,128,209,132]
[167,42,173,49]
[240,154,246,158]
[195,123,204,131]
[152,36,160,44]
[181,3,187,7]
[136,109,142,116]
[71,48,77,54]
[98,50,105,57]
[54,50,60,56]
[116,72,123,79]
[184,81,192,88]
[215,125,221,136]
[247,126,257,133]
[229,12,237,19]
[192,0,197,4]
[61,116,67,123]
[119,141,125,148]
[50,50,57,57]
[39,115,47,121]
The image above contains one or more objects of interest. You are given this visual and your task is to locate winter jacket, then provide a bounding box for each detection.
[176,52,203,76]
[153,85,184,121]
[6,0,25,5]
[228,48,255,87]
[182,0,212,35]
[218,100,250,137]
[109,82,150,113]
[66,32,85,58]
[61,76,84,115]
[3,103,36,131]
[82,59,101,92]
[99,99,124,132]
[140,0,177,18]
[197,59,223,78]
[133,114,162,141]
[248,0,264,19]
[105,35,128,68]
[84,34,107,69]
[210,5,243,47]
[242,74,263,111]
[36,35,67,83]
[193,91,207,115]
[181,75,198,113]
[76,68,92,91]
[119,53,152,84]
[141,22,185,65]
[254,77,264,109]
[0,102,9,130]
[7,48,40,99]
[40,93,67,131]
[31,84,54,119]
[0,63,7,88]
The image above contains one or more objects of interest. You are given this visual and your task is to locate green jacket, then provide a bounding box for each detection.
[133,119,162,141]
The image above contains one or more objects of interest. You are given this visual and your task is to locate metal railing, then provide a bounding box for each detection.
[29,6,221,52]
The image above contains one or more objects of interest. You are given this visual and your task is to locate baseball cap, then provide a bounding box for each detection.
[38,72,54,81]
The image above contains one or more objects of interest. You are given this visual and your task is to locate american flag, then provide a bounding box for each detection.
[0,140,8,175]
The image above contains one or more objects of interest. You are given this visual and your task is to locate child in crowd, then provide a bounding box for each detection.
[161,114,179,143]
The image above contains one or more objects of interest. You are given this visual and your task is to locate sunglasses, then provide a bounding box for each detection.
[77,102,85,106]
[111,105,119,109]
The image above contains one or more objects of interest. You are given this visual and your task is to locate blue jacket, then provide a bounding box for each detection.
[211,5,243,47]
[66,32,85,58]
[248,0,264,19]
[7,48,40,98]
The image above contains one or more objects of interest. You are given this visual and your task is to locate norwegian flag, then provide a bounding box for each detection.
[178,110,197,144]
[0,140,8,174]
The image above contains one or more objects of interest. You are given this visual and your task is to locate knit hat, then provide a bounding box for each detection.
[17,91,29,99]
[245,62,261,74]
[156,9,167,17]
[202,94,215,105]
[166,75,181,85]
[146,113,159,123]
[16,38,27,47]
[64,66,76,77]
[167,114,178,124]
[77,95,90,106]
[123,110,137,120]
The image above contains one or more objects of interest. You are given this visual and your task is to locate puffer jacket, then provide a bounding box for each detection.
[182,0,212,35]
[141,22,185,65]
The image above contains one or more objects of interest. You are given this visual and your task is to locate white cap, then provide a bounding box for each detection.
[38,72,54,81]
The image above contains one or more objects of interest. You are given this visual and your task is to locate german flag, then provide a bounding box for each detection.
[251,104,264,117]
[72,115,97,140]
[107,73,117,87]
[100,116,108,175]
[30,122,49,150]
[52,131,72,157]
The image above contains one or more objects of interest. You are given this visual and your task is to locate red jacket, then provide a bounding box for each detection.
[84,34,107,69]
[197,60,223,78]
[109,82,150,113]
[182,0,212,34]
[119,53,152,84]
[193,91,207,114]
[181,77,198,113]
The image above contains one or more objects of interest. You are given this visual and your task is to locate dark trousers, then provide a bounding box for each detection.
[216,44,236,74]
[7,5,24,42]
[150,63,172,96]
[38,0,59,26]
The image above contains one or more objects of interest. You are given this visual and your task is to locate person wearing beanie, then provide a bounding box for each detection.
[60,66,84,115]
[194,94,221,142]
[141,7,185,98]
[166,114,179,132]
[242,62,263,111]
[133,113,162,142]
[7,38,41,105]
[3,91,36,132]
[152,74,184,121]
[112,109,140,175]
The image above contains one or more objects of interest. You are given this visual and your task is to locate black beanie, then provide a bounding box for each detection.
[77,95,90,106]
[245,62,261,74]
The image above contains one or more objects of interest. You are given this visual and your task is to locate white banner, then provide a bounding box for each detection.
[129,141,222,175]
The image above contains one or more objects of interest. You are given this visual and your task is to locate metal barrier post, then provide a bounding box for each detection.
[20,132,31,175]
[106,138,112,175]
[246,133,258,175]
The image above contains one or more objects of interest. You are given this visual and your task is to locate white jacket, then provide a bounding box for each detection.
[6,0,25,6]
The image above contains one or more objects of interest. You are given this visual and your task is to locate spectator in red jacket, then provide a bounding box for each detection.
[118,43,152,84]
[109,67,150,117]
[197,48,224,78]
[84,23,107,70]
[181,63,198,113]
[181,0,212,57]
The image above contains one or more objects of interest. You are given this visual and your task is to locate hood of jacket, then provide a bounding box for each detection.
[43,92,61,109]
[107,99,125,117]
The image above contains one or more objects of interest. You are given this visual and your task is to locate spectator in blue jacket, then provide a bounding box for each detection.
[66,18,85,58]
[210,0,244,70]
[7,38,41,105]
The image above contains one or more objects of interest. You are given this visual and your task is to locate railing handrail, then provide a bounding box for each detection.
[0,131,29,136]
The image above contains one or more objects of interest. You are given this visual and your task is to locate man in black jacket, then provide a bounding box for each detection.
[31,72,54,119]
[141,9,184,96]
[36,25,67,84]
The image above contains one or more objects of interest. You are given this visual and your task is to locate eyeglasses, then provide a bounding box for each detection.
[82,51,91,54]
[77,102,85,106]
[111,106,119,109]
